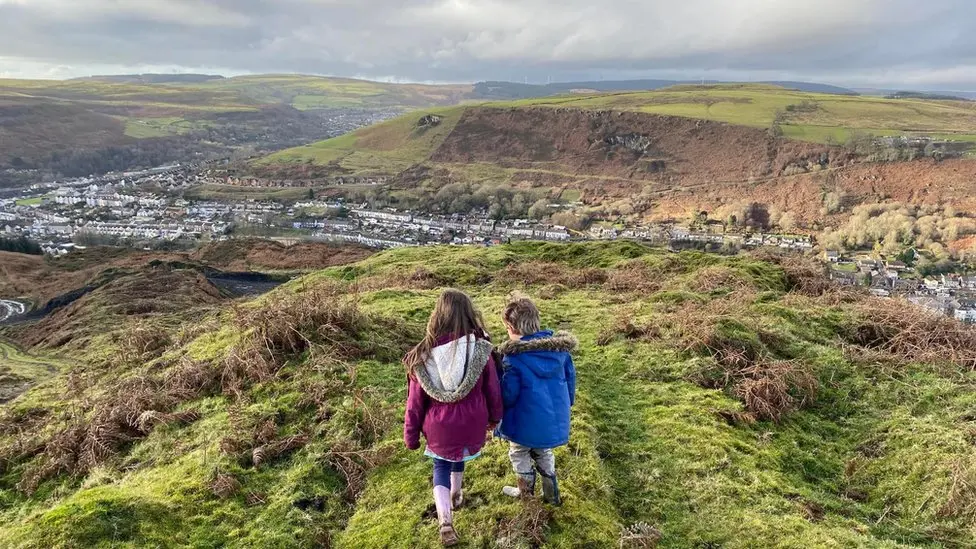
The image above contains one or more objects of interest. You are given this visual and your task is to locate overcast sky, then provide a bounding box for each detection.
[1,0,974,90]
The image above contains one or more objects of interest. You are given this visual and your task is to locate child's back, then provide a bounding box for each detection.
[496,294,577,506]
[497,330,577,449]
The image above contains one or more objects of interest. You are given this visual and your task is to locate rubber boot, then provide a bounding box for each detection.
[433,486,458,546]
[450,471,464,509]
[502,472,536,499]
[538,470,562,506]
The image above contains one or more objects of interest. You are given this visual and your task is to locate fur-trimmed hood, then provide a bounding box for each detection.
[496,330,578,357]
[412,335,493,403]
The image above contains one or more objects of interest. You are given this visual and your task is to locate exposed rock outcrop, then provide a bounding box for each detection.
[603,133,653,155]
[417,114,442,128]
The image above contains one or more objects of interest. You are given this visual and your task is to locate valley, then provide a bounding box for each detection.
[2,78,976,548]
[0,74,476,189]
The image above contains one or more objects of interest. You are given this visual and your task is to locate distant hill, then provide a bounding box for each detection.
[257,84,976,227]
[0,74,472,185]
[885,91,973,102]
[762,81,859,95]
[854,88,976,100]
[77,74,226,84]
[473,79,859,99]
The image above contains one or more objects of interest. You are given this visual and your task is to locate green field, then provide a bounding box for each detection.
[14,197,43,207]
[122,117,217,138]
[3,242,976,546]
[198,75,470,110]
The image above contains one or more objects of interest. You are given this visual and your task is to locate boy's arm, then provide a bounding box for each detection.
[565,355,577,407]
[403,376,428,450]
[483,354,503,425]
[501,359,522,408]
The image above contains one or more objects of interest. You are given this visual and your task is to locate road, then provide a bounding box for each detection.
[0,299,26,323]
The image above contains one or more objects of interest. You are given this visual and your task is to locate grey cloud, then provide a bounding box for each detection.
[0,0,974,89]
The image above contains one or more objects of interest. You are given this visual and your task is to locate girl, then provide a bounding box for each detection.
[404,289,503,547]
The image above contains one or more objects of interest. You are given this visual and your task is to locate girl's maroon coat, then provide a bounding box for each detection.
[403,334,503,462]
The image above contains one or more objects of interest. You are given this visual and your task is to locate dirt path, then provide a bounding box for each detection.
[576,345,679,526]
[0,339,59,404]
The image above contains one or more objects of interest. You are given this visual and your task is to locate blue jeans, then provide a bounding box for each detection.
[433,459,465,488]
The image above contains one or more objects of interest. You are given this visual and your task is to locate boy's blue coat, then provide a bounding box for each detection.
[497,330,578,449]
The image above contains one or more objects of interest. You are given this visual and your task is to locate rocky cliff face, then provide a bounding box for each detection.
[430,107,851,184]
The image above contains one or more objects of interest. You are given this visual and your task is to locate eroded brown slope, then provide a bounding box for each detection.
[191,239,373,271]
[426,107,976,225]
[651,158,976,225]
[431,107,851,184]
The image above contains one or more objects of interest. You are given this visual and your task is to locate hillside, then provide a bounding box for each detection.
[1,242,976,547]
[254,85,976,227]
[0,75,473,183]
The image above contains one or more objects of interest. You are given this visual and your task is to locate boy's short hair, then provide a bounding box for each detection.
[503,293,541,335]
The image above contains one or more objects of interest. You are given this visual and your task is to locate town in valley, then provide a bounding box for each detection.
[3,159,974,324]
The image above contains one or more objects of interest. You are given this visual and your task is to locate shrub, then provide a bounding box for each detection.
[672,296,818,421]
[847,298,976,370]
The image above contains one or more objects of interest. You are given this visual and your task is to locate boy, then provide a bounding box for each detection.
[496,294,577,505]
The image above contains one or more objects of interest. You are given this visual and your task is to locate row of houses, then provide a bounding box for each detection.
[592,225,815,251]
[81,221,229,239]
[313,232,409,249]
[50,191,167,209]
[348,209,572,242]
[905,295,976,324]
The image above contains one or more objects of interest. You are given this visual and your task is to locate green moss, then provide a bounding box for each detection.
[185,322,241,362]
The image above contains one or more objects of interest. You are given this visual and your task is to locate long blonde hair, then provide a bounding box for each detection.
[403,289,486,376]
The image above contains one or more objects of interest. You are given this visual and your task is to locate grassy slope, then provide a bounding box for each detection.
[0,340,60,402]
[262,85,976,171]
[199,75,471,110]
[1,242,975,547]
[260,106,467,174]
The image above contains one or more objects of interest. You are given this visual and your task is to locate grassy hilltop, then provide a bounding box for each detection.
[2,242,976,547]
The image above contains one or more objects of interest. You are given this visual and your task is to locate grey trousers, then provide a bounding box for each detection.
[508,442,556,476]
